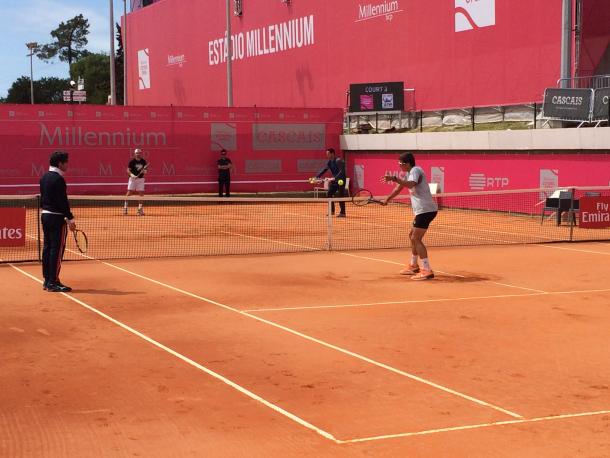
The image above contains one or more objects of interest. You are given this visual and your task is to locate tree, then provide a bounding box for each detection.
[71,53,111,105]
[37,15,90,67]
[5,76,70,104]
[115,24,125,105]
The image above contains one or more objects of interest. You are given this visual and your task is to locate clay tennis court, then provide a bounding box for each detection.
[2,236,610,456]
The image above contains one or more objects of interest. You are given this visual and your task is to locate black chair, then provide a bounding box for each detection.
[541,191,579,225]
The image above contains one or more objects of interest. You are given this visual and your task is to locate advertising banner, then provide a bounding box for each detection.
[0,208,26,247]
[0,105,342,195]
[579,196,610,228]
[543,88,593,121]
[592,88,610,121]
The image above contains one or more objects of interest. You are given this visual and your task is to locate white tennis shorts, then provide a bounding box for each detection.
[127,177,145,192]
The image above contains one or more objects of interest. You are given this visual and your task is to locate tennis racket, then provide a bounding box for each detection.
[352,189,384,206]
[136,164,149,178]
[73,229,88,253]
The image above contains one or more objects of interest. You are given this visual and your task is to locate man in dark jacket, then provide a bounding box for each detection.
[313,148,347,217]
[217,149,233,197]
[39,151,76,292]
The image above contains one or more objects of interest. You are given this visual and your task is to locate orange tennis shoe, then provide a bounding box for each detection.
[411,270,434,281]
[399,264,420,275]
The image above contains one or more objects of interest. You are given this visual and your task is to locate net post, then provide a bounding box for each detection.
[327,200,333,251]
[569,187,576,241]
[36,194,41,261]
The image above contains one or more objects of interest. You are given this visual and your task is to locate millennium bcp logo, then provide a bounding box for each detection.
[455,0,496,33]
[167,54,187,68]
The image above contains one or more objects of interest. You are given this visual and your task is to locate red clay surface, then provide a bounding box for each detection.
[2,242,610,457]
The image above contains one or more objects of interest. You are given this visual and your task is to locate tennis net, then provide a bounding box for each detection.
[1,187,609,263]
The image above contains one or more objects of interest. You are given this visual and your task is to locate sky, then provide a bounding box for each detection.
[0,0,127,98]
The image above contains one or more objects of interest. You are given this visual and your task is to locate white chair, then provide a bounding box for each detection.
[342,177,351,197]
[313,178,329,198]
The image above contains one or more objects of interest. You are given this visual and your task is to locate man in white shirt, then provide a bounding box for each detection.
[382,152,438,280]
[124,148,148,215]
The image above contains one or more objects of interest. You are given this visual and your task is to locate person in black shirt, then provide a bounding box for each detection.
[39,151,76,292]
[312,148,347,217]
[123,148,148,215]
[217,149,233,197]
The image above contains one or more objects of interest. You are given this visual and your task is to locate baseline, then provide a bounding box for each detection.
[337,410,610,444]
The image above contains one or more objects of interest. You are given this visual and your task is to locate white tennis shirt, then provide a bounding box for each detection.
[407,166,438,215]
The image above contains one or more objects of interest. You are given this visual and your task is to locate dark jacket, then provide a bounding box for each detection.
[317,158,346,181]
[40,170,74,220]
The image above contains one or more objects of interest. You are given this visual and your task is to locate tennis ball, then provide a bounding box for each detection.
[338,179,344,186]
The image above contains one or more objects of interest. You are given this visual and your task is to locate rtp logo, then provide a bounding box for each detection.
[469,173,508,190]
[455,0,495,33]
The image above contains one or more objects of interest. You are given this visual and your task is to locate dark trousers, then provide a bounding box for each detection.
[219,178,231,197]
[328,182,346,215]
[42,214,68,285]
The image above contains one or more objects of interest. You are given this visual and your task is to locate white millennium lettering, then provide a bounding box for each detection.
[358,0,399,20]
[39,123,167,148]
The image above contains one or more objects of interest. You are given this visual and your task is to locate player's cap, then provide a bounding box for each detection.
[134,148,142,154]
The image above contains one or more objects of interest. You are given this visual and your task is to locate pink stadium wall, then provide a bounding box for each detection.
[125,0,564,111]
[0,105,342,195]
[347,152,610,196]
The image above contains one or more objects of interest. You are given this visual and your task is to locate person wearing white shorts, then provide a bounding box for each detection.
[124,148,148,216]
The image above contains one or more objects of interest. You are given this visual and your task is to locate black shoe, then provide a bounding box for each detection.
[43,281,49,291]
[47,283,72,293]
[337,213,346,218]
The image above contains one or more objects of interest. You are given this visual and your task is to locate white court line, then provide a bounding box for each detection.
[287,210,534,246]
[537,244,610,256]
[39,258,523,420]
[244,287,610,313]
[6,262,337,442]
[336,410,610,444]
[219,230,323,251]
[244,292,545,312]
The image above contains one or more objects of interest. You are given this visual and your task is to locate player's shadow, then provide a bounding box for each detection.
[433,272,501,283]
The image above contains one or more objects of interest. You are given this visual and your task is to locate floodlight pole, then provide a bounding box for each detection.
[560,0,573,88]
[26,42,38,104]
[226,0,233,107]
[123,0,128,105]
[109,0,117,105]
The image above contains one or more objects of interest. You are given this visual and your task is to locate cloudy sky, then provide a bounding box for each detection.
[0,0,126,97]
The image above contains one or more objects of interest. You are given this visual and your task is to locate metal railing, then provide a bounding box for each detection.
[557,74,610,89]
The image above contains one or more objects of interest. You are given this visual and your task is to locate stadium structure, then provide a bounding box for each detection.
[1,0,609,196]
[126,0,610,122]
